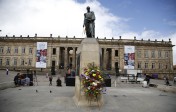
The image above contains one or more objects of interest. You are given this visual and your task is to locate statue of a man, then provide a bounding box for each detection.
[83,6,95,38]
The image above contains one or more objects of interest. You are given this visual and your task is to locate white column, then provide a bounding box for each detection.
[56,47,60,67]
[32,43,37,68]
[111,48,115,70]
[48,44,52,68]
[64,47,68,69]
[103,48,107,70]
[72,47,76,69]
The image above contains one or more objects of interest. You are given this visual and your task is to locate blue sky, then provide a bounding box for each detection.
[0,0,176,64]
[86,0,176,35]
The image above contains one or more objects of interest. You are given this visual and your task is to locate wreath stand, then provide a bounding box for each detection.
[73,76,103,109]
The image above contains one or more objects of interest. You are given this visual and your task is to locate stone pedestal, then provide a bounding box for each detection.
[73,38,103,106]
[77,38,101,75]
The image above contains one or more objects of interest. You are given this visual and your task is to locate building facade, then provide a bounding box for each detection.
[0,35,175,79]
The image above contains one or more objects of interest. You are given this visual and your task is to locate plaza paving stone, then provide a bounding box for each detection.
[0,70,176,112]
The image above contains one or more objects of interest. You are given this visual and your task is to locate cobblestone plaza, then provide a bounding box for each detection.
[0,70,176,112]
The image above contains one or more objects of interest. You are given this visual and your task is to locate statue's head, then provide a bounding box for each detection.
[86,6,90,11]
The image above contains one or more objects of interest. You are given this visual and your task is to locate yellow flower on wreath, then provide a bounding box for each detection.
[93,73,96,77]
[98,75,102,79]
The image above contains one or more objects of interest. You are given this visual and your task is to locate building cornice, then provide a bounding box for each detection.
[0,36,174,47]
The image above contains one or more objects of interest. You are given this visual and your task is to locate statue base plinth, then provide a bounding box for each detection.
[76,38,101,74]
[73,38,103,107]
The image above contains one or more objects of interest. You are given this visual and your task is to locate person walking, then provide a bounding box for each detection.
[49,75,53,86]
[6,68,9,75]
[146,74,150,85]
[164,75,170,86]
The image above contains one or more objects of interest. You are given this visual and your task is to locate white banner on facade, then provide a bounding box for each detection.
[124,46,135,69]
[36,42,47,68]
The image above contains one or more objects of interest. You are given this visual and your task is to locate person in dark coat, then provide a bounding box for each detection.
[49,75,53,86]
[145,74,150,85]
[6,68,9,75]
[14,73,19,86]
[56,77,62,86]
[147,75,150,85]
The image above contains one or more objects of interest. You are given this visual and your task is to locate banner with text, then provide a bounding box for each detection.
[36,42,47,68]
[124,46,135,69]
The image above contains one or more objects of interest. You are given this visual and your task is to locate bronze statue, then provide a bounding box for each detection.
[83,6,95,38]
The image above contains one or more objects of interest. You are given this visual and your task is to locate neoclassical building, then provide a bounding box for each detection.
[0,35,175,79]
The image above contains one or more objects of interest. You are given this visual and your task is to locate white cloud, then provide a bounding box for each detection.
[0,0,176,64]
[140,30,162,40]
[0,0,123,38]
[120,32,139,39]
[165,33,176,65]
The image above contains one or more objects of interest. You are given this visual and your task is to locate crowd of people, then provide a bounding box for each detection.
[14,72,62,87]
[14,73,31,86]
[12,69,174,88]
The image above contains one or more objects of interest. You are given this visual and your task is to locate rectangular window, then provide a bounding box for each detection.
[0,47,4,53]
[14,47,18,54]
[137,51,141,58]
[159,63,162,69]
[137,62,141,69]
[52,60,55,66]
[6,59,10,65]
[145,62,148,69]
[115,50,118,57]
[151,51,155,58]
[21,59,25,65]
[28,59,32,66]
[22,47,25,54]
[0,59,2,65]
[152,63,155,69]
[165,51,168,58]
[7,47,11,53]
[53,48,56,55]
[14,58,17,66]
[166,64,168,69]
[144,51,148,58]
[29,48,33,54]
[158,51,162,58]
